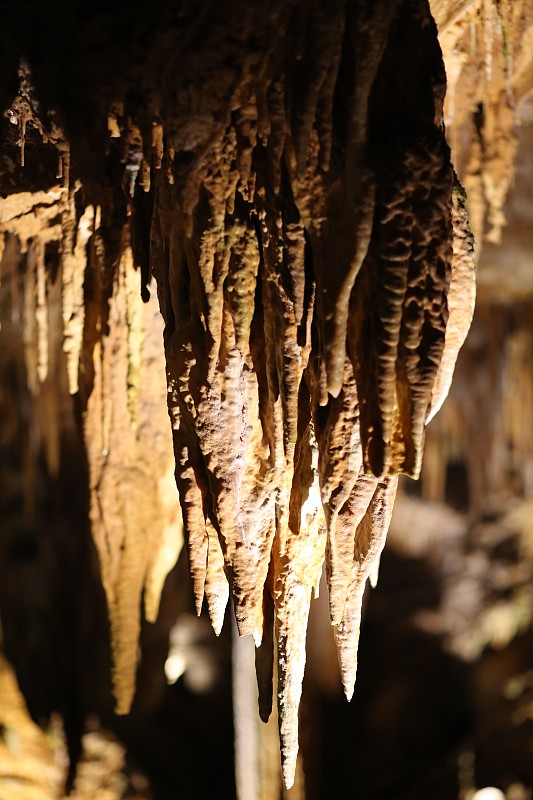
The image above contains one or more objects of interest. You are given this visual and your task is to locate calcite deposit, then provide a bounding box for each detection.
[432,0,533,254]
[0,0,478,788]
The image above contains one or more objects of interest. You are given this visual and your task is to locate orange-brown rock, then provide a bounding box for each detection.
[0,0,478,789]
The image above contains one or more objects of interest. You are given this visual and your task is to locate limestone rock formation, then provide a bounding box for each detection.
[0,0,479,790]
[432,0,533,254]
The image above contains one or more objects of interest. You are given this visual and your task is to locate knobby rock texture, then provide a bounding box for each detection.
[0,0,475,788]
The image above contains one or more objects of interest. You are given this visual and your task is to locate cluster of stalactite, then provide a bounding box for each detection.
[0,0,477,788]
[421,0,533,518]
[431,0,533,254]
[0,218,182,683]
[420,302,533,518]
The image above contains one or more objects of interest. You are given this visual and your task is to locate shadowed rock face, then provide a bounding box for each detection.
[0,0,475,789]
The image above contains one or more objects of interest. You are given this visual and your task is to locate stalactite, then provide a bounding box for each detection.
[350,132,453,479]
[84,0,469,786]
[432,0,533,255]
[142,1,470,786]
[421,302,533,518]
[22,237,38,395]
[0,187,182,727]
[35,238,48,385]
[84,248,182,715]
[0,0,482,789]
[61,200,94,396]
[334,475,398,700]
[123,245,143,429]
[428,179,476,422]
[272,422,326,785]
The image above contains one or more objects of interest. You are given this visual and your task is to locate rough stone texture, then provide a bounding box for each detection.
[0,0,479,790]
[143,1,464,782]
[427,181,476,423]
[431,0,533,253]
[83,249,182,714]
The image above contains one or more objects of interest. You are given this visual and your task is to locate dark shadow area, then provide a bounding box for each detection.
[312,548,471,800]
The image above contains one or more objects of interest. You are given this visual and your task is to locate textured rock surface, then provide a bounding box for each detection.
[0,0,480,790]
[431,0,533,254]
[0,189,182,773]
[143,1,466,782]
[83,250,182,714]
